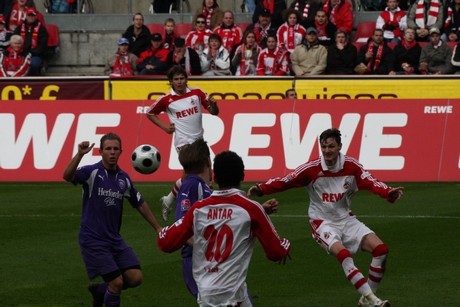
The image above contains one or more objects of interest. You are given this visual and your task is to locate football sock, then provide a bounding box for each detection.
[337,249,372,296]
[368,243,389,291]
[104,289,120,307]
[165,178,182,206]
[95,282,107,294]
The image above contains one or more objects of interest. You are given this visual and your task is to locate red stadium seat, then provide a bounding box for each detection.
[175,23,193,38]
[146,23,163,35]
[237,22,252,32]
[447,41,457,50]
[45,24,60,49]
[353,22,375,43]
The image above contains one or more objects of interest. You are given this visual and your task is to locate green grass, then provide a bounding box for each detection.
[0,182,459,306]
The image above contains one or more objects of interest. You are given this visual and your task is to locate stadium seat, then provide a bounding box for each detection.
[237,22,252,32]
[447,41,458,50]
[352,42,366,51]
[353,22,375,43]
[175,23,193,38]
[146,23,163,35]
[45,24,60,51]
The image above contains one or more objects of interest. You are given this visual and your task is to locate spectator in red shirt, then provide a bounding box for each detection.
[257,34,291,75]
[186,14,213,56]
[213,10,242,54]
[136,33,169,75]
[0,34,31,77]
[324,0,353,34]
[13,7,48,76]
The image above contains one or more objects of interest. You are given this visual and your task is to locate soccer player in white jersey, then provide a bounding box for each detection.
[158,150,291,307]
[146,65,219,221]
[248,128,404,307]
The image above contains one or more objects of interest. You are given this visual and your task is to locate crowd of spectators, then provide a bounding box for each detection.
[104,0,460,77]
[0,0,49,77]
[1,0,460,77]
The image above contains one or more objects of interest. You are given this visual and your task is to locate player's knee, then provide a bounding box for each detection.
[108,276,123,293]
[123,271,143,288]
[372,243,389,257]
[336,248,352,264]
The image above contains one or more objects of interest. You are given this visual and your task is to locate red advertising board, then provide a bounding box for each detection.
[0,79,105,100]
[0,99,458,182]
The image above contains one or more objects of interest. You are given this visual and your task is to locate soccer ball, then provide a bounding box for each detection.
[131,144,161,174]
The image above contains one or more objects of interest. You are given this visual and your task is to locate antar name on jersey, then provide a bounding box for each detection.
[207,208,233,220]
[176,106,199,118]
[322,192,345,202]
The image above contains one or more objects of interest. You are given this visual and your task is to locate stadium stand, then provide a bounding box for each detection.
[46,24,60,53]
[353,21,375,43]
[146,23,164,35]
[237,22,252,32]
[174,23,193,38]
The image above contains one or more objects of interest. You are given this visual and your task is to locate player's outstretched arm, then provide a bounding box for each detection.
[388,187,404,201]
[262,198,278,214]
[248,184,264,197]
[137,201,162,233]
[62,141,94,182]
[147,113,175,134]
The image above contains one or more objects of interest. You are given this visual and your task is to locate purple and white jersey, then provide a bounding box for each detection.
[73,161,144,246]
[175,174,212,258]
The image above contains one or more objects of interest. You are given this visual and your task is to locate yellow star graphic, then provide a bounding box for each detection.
[22,85,32,95]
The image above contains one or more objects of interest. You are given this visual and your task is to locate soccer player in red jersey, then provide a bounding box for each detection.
[249,128,404,307]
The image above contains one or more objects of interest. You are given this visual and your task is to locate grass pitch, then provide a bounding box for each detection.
[0,182,459,306]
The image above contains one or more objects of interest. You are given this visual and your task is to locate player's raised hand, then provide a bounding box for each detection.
[78,141,95,155]
[248,185,263,197]
[262,198,279,215]
[388,187,404,201]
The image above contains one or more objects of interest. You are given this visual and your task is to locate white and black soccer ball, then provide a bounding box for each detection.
[131,144,161,174]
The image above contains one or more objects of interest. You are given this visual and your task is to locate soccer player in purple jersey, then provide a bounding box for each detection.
[63,133,162,307]
[174,138,213,298]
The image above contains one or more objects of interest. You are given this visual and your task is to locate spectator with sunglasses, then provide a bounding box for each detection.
[186,14,213,57]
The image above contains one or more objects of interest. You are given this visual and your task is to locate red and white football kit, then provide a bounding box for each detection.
[258,153,396,254]
[276,23,307,53]
[158,189,290,307]
[256,47,290,76]
[185,29,213,55]
[147,87,210,151]
[213,25,243,53]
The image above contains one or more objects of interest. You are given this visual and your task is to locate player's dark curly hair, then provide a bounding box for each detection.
[213,151,244,189]
[178,139,210,174]
[167,65,187,82]
[100,133,122,150]
[319,128,342,145]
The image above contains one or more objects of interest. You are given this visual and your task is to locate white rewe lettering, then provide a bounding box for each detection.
[424,106,453,114]
[74,114,121,166]
[359,113,407,170]
[0,113,74,169]
[280,113,361,169]
[229,113,275,170]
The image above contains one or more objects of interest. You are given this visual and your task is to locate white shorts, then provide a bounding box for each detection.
[309,216,373,254]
